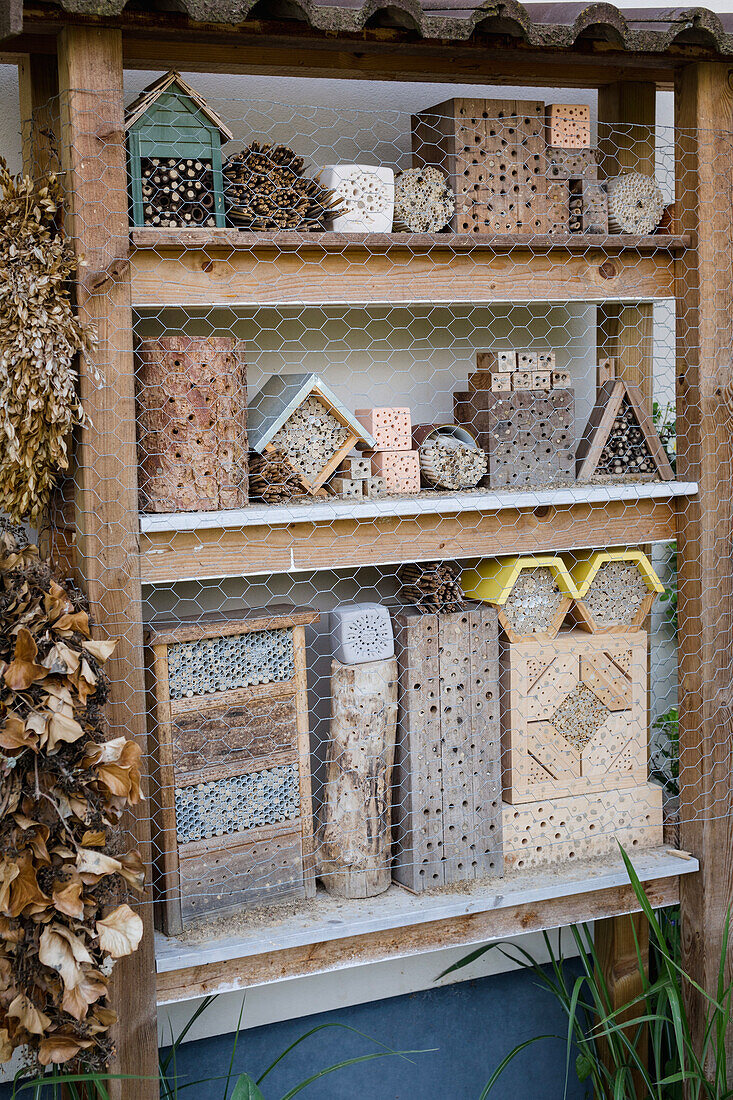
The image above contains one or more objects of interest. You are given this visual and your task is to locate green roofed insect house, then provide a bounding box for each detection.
[125,70,233,228]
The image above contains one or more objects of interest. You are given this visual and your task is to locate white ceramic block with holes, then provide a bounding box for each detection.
[330,603,395,665]
[320,165,395,233]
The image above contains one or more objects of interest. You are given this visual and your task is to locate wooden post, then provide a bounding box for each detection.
[596,912,650,1091]
[597,81,657,410]
[319,657,398,898]
[674,61,733,1071]
[18,54,60,178]
[57,27,159,1098]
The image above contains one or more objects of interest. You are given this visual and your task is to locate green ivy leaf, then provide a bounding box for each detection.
[231,1074,266,1100]
[575,1051,594,1083]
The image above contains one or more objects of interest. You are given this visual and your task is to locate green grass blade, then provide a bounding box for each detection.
[478,1036,559,1099]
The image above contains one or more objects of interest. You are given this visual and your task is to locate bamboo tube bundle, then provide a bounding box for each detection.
[223,142,344,230]
[418,432,487,489]
[393,167,455,232]
[598,399,656,475]
[248,449,306,502]
[141,156,217,227]
[398,561,465,613]
[606,172,664,234]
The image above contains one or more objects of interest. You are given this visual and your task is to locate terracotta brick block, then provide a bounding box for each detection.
[369,449,420,493]
[355,407,411,450]
[546,103,591,149]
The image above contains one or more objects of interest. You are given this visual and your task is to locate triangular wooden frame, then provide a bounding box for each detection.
[576,372,674,482]
[125,70,234,140]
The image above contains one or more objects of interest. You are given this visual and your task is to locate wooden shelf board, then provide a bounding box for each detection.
[129,234,679,307]
[131,228,691,254]
[155,846,697,1004]
[138,481,695,583]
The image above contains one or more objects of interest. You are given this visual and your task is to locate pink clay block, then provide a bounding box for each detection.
[355,407,412,450]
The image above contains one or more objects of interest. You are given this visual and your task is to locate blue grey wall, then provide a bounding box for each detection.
[0,963,589,1098]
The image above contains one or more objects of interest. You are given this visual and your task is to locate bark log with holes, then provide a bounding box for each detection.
[319,657,398,898]
[136,336,248,512]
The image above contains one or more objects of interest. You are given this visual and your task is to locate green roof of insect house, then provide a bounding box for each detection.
[125,70,233,228]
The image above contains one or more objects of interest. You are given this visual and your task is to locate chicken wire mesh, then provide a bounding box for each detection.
[10,73,725,944]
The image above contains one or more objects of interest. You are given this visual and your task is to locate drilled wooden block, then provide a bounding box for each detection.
[454,388,575,489]
[355,407,411,450]
[500,629,648,805]
[146,607,320,933]
[477,349,517,372]
[413,98,547,234]
[491,372,514,392]
[330,476,364,499]
[136,337,248,513]
[392,605,503,891]
[365,475,386,497]
[517,351,538,371]
[531,372,552,390]
[336,456,371,480]
[512,372,533,390]
[546,147,598,180]
[552,370,571,388]
[536,351,556,371]
[547,104,591,149]
[502,783,663,870]
[370,450,420,493]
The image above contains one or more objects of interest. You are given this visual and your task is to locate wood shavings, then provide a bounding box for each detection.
[583,561,649,627]
[502,567,564,635]
[393,167,454,233]
[0,526,144,1071]
[551,682,609,749]
[0,159,94,524]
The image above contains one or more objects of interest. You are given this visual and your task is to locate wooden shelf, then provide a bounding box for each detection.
[138,480,696,583]
[129,229,685,307]
[155,846,698,1004]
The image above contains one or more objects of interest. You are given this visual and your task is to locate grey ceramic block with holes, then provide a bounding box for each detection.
[329,603,395,665]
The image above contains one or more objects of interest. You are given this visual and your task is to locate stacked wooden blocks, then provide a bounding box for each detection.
[454,352,575,488]
[330,456,386,500]
[391,605,504,891]
[146,606,320,934]
[356,407,420,494]
[544,105,608,235]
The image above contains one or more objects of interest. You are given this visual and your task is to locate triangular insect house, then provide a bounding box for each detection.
[576,360,674,481]
[248,373,376,494]
[125,71,233,228]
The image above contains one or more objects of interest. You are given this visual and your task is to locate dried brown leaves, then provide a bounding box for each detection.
[0,524,144,1072]
[0,158,94,524]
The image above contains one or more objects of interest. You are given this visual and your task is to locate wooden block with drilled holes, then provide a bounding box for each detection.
[570,179,609,234]
[365,475,386,497]
[355,407,411,450]
[517,351,538,371]
[546,180,570,234]
[454,388,575,489]
[477,349,517,372]
[547,147,598,180]
[412,98,548,234]
[547,104,591,148]
[391,605,503,891]
[336,456,371,480]
[369,450,420,493]
[329,476,364,499]
[531,372,552,390]
[500,629,648,805]
[491,372,514,392]
[502,782,663,869]
[552,370,571,388]
[145,605,320,934]
[536,351,556,371]
[512,372,533,390]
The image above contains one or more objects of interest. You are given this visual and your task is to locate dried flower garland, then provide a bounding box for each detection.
[0,524,144,1071]
[0,158,94,525]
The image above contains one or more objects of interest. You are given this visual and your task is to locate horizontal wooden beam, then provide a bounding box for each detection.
[131,244,677,308]
[156,869,686,1004]
[139,495,679,582]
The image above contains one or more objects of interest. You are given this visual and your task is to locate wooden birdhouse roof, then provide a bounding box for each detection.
[124,70,234,141]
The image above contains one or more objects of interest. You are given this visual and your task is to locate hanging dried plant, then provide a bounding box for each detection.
[0,158,94,525]
[0,524,144,1071]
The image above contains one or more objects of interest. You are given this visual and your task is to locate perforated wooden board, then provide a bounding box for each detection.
[454,388,575,489]
[412,98,548,234]
[391,604,503,891]
[502,782,663,870]
[500,629,648,804]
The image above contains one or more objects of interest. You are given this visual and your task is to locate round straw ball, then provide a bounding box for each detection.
[394,167,455,233]
[606,172,665,234]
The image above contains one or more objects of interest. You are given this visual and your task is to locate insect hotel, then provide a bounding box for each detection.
[3,0,732,1091]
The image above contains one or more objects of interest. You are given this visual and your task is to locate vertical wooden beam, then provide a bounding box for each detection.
[675,61,733,1069]
[596,912,650,1093]
[597,80,657,411]
[18,53,60,179]
[57,27,158,1098]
